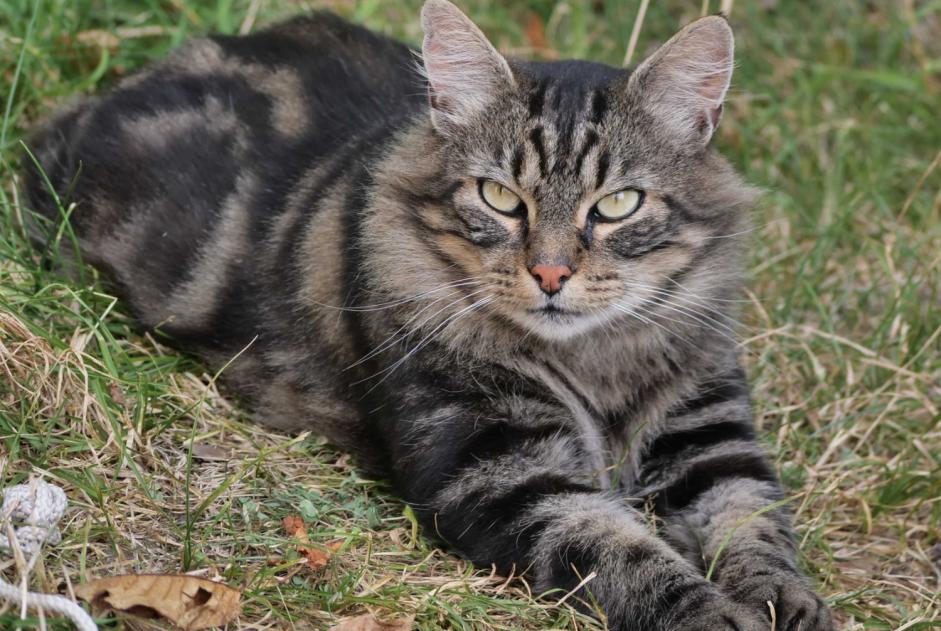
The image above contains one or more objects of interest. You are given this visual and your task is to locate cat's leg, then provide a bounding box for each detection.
[638,365,834,630]
[390,392,765,631]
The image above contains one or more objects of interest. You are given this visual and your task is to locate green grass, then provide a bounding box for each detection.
[2,0,940,629]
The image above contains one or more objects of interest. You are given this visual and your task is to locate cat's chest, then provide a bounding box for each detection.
[511,341,691,488]
[535,338,687,419]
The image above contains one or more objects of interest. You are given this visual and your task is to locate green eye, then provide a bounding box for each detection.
[594,189,644,221]
[480,180,523,215]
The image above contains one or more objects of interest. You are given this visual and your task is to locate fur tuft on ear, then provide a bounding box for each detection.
[420,0,515,132]
[628,15,734,147]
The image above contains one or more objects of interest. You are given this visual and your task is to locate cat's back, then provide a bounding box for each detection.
[24,12,423,335]
[203,12,424,138]
[24,11,423,237]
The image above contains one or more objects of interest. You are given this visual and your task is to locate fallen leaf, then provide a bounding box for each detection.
[282,515,309,542]
[108,383,129,409]
[75,574,240,631]
[190,443,230,461]
[329,613,414,631]
[524,12,549,52]
[281,515,343,570]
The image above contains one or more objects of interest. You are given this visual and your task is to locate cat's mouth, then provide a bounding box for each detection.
[526,304,582,318]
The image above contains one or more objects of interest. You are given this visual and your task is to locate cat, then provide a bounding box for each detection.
[23,1,834,629]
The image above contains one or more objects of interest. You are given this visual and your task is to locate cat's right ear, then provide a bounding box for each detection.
[420,0,515,133]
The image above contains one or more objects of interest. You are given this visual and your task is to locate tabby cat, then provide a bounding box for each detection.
[24,1,833,629]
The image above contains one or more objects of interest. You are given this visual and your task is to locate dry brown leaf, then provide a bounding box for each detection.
[190,443,230,461]
[328,613,414,631]
[281,515,343,570]
[282,515,309,542]
[108,383,129,409]
[524,12,549,52]
[75,574,240,631]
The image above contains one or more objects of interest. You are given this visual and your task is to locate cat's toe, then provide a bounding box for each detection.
[669,597,767,631]
[731,574,834,631]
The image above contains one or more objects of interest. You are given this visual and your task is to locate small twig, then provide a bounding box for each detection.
[556,570,597,606]
[623,0,650,67]
[898,148,941,221]
[239,0,263,35]
[720,0,734,15]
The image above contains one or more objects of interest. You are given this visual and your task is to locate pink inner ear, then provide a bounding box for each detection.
[698,57,731,103]
[420,1,514,128]
[659,22,733,138]
[423,39,453,113]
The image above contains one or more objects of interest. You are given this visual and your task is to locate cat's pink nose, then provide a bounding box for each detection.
[529,264,572,296]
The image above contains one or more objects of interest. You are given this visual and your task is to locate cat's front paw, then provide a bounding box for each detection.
[731,574,834,631]
[666,594,768,631]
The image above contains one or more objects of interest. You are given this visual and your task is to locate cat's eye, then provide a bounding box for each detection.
[594,189,644,221]
[479,180,523,215]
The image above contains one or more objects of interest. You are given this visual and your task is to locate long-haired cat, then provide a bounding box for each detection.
[23,1,833,628]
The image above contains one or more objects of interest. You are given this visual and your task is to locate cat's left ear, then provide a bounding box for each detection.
[627,15,734,147]
[420,0,515,132]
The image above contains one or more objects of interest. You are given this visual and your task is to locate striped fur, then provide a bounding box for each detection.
[22,2,832,629]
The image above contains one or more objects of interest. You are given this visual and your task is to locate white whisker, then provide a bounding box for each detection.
[357,296,495,393]
[310,276,484,312]
[346,286,491,370]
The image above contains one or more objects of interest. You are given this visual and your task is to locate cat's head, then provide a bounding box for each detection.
[381,0,756,343]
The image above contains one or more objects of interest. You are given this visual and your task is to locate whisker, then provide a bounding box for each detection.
[346,289,472,369]
[610,303,686,345]
[357,296,495,393]
[621,283,740,338]
[699,225,760,240]
[310,276,484,312]
[346,286,492,370]
[627,277,749,306]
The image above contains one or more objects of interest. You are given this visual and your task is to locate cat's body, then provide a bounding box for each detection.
[24,2,833,629]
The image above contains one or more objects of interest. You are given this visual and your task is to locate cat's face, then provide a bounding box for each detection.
[407,0,754,342]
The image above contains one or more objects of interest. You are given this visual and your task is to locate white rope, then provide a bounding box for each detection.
[1,479,98,631]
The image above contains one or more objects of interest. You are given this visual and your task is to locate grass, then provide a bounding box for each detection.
[1,0,939,629]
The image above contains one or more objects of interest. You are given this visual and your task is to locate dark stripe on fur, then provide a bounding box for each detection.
[430,474,593,573]
[645,421,756,464]
[540,360,606,420]
[589,89,607,125]
[595,150,609,189]
[528,80,548,118]
[511,146,524,180]
[654,452,777,512]
[452,421,575,473]
[574,129,599,175]
[529,126,547,176]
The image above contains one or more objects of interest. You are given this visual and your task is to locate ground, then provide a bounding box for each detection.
[1,0,939,629]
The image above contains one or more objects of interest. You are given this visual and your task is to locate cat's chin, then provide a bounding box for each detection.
[512,308,618,343]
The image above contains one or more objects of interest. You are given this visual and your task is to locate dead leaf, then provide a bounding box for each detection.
[75,574,240,631]
[108,383,129,409]
[524,12,549,52]
[190,443,230,461]
[281,515,342,570]
[328,613,414,631]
